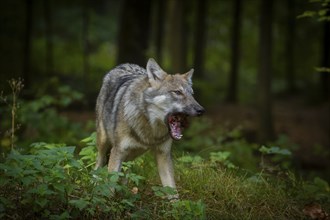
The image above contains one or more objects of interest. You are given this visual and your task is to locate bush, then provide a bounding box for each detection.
[0,142,143,219]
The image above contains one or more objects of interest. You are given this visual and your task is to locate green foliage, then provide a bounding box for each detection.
[79,132,97,168]
[0,84,90,153]
[175,118,259,170]
[0,142,143,219]
[167,200,206,220]
[0,133,329,219]
[302,177,330,203]
[259,145,292,156]
[298,0,330,21]
[259,145,293,170]
[18,87,85,144]
[152,186,177,198]
[209,151,236,169]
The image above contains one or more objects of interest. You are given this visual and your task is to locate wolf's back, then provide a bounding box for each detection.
[96,64,148,141]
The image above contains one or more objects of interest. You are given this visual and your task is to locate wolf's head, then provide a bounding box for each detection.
[144,58,205,140]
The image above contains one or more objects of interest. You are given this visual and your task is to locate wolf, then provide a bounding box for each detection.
[95,58,204,196]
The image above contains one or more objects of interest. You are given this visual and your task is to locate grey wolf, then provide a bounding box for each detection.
[95,58,204,197]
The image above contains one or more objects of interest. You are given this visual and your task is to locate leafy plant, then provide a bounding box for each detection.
[0,142,143,219]
[259,145,292,170]
[79,132,97,168]
[10,85,85,148]
[298,0,330,21]
[167,199,206,220]
[209,151,236,169]
[0,78,24,151]
[302,177,330,203]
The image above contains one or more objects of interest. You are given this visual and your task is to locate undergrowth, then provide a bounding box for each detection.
[1,80,329,219]
[1,132,329,219]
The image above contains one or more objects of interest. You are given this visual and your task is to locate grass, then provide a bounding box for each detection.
[178,167,302,219]
[1,80,329,219]
[133,154,306,219]
[1,138,329,219]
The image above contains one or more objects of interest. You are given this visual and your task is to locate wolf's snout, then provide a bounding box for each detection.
[187,104,205,117]
[196,107,205,116]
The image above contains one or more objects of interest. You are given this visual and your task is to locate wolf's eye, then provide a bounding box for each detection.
[172,90,183,96]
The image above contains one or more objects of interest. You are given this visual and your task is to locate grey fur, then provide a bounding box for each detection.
[95,58,204,197]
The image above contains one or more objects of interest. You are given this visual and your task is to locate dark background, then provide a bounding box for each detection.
[0,0,329,177]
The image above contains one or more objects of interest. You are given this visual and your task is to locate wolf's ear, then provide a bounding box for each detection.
[184,68,194,85]
[147,58,166,85]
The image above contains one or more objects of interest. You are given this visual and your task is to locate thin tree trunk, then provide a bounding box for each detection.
[23,0,33,89]
[226,0,242,103]
[44,0,53,76]
[285,0,296,94]
[257,0,275,143]
[193,0,208,79]
[154,0,165,65]
[167,0,187,72]
[320,3,330,100]
[117,0,152,66]
[82,0,90,89]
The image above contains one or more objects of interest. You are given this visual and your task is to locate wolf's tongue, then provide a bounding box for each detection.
[169,115,184,140]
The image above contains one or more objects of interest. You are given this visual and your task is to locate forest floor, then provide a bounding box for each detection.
[63,97,330,173]
[208,98,330,171]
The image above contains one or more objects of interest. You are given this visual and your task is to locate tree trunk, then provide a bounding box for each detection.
[257,0,275,143]
[117,0,152,67]
[226,0,242,103]
[154,0,165,65]
[320,3,330,100]
[23,0,33,89]
[193,0,208,79]
[44,0,53,76]
[285,0,296,94]
[82,0,90,89]
[167,0,187,72]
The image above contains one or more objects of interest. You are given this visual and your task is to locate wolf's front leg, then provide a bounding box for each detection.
[155,150,179,200]
[108,147,125,172]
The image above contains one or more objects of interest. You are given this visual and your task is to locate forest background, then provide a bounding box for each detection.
[0,0,329,219]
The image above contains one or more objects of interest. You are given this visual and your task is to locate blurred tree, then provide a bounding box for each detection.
[44,0,54,76]
[117,0,152,66]
[226,0,242,103]
[154,0,166,65]
[320,2,330,100]
[285,0,296,94]
[167,0,187,72]
[257,0,275,142]
[193,0,208,79]
[82,0,90,89]
[23,0,33,89]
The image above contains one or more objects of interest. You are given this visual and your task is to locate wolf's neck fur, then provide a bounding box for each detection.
[122,77,170,147]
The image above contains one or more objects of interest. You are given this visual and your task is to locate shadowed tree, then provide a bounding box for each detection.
[23,0,33,89]
[226,0,242,103]
[167,0,187,72]
[320,3,330,100]
[44,0,54,76]
[117,0,152,66]
[285,0,296,94]
[154,0,166,65]
[257,0,275,143]
[82,0,90,89]
[193,0,208,79]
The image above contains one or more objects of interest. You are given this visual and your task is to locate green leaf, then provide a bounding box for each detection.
[69,199,89,210]
[259,146,291,156]
[36,198,48,208]
[297,11,316,19]
[81,132,96,144]
[259,145,270,154]
[314,177,329,190]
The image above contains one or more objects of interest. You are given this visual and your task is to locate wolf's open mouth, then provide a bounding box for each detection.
[167,113,188,140]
